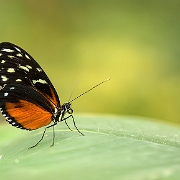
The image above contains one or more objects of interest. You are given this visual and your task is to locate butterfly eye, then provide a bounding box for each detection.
[68,108,73,114]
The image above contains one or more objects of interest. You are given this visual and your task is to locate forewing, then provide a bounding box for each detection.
[0,42,60,107]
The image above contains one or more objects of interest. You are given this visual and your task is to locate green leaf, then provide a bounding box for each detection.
[0,115,180,180]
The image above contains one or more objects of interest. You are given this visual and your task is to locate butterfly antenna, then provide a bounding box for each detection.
[68,81,79,102]
[69,78,111,103]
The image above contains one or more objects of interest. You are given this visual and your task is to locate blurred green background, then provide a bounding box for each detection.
[0,0,180,124]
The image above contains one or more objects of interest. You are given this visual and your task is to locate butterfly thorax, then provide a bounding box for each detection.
[57,102,73,122]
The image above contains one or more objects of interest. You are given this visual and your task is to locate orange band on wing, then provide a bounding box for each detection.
[46,87,59,107]
[6,100,53,130]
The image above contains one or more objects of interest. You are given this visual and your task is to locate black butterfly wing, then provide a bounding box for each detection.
[0,42,60,130]
[0,42,60,107]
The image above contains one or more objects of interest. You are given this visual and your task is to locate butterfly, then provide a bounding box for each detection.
[0,42,110,148]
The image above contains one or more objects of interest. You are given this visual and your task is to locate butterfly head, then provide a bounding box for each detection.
[60,102,73,119]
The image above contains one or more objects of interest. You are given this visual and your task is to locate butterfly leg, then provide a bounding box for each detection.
[62,115,84,136]
[64,120,73,131]
[50,125,55,147]
[29,122,57,149]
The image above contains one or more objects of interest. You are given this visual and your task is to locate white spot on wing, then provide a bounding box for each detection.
[25,54,30,59]
[1,84,6,89]
[36,68,42,72]
[26,65,32,69]
[8,55,14,58]
[18,65,29,72]
[1,75,8,81]
[14,47,21,52]
[10,87,15,90]
[32,79,47,84]
[4,92,8,96]
[7,68,15,73]
[16,53,22,57]
[16,79,22,82]
[1,60,6,64]
[0,53,2,56]
[2,48,14,52]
